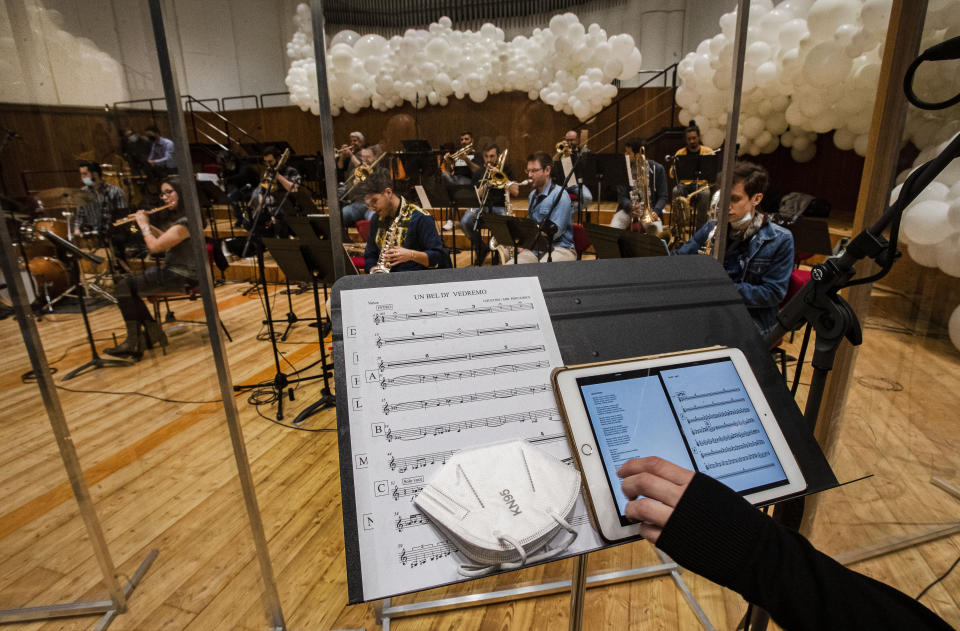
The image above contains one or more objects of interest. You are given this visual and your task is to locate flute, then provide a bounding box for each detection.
[112,202,175,226]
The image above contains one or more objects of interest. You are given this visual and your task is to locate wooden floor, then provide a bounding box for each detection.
[0,261,958,630]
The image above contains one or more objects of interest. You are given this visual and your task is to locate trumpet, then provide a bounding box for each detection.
[446,143,474,162]
[553,139,571,161]
[112,202,175,226]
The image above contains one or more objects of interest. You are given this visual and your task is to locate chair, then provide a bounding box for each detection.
[351,220,371,272]
[771,269,812,383]
[572,224,591,260]
[146,243,233,354]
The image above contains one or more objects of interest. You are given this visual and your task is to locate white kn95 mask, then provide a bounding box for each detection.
[414,439,581,577]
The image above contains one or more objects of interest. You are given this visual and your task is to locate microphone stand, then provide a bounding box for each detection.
[761,132,960,528]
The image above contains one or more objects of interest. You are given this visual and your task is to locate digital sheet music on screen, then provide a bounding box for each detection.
[576,358,789,516]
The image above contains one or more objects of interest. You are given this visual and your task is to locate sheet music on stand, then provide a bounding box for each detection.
[339,276,605,602]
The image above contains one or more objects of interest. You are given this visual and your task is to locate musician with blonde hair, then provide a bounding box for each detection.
[104,177,201,359]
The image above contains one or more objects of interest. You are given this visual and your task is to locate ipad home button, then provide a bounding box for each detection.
[581,444,593,456]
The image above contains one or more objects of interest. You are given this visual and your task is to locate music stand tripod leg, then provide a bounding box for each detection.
[291,275,335,424]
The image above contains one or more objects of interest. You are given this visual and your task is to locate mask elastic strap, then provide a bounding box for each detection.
[523,513,578,565]
[457,531,526,578]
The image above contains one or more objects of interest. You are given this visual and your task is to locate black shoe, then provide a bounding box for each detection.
[104,320,144,359]
[143,320,167,349]
[474,244,490,266]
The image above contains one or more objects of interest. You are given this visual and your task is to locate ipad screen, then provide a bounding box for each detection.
[575,357,789,524]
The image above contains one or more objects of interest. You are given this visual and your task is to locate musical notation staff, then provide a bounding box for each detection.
[398,540,457,567]
[527,432,567,446]
[676,387,740,402]
[380,360,550,389]
[388,449,458,473]
[383,384,551,415]
[381,407,561,442]
[374,301,534,325]
[395,512,428,532]
[375,323,539,348]
[392,483,424,501]
[681,396,746,413]
[379,345,546,372]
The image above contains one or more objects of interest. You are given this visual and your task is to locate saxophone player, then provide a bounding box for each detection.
[675,162,794,336]
[361,171,447,273]
[610,139,668,232]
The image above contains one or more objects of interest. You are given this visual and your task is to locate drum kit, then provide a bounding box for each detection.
[1,187,116,312]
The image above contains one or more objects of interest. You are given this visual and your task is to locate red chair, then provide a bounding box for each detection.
[573,224,591,260]
[356,219,371,241]
[771,269,812,382]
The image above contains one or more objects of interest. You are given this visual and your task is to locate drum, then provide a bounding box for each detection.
[75,229,101,250]
[19,224,56,258]
[27,256,70,301]
[33,217,70,240]
[0,258,38,306]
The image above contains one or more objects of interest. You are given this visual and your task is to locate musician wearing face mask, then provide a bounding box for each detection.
[675,162,794,335]
[104,177,201,360]
[145,124,176,172]
[76,162,127,237]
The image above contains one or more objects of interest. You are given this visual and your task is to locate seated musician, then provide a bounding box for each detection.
[671,120,715,225]
[555,129,593,213]
[262,146,299,193]
[219,152,259,227]
[104,177,200,359]
[342,147,381,227]
[675,162,793,336]
[76,161,128,257]
[505,152,576,264]
[610,139,668,233]
[336,131,365,179]
[460,144,519,265]
[360,171,448,273]
[440,131,481,187]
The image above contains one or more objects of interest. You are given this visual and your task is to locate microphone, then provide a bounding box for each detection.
[921,35,960,61]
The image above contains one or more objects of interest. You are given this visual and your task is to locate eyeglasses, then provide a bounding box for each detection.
[526,167,543,174]
[160,189,174,196]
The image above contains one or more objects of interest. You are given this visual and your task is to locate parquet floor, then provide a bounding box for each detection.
[0,261,957,630]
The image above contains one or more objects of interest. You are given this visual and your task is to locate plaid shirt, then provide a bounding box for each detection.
[78,183,127,233]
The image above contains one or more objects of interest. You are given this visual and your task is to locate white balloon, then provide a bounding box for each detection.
[906,242,940,267]
[935,233,960,276]
[803,42,852,87]
[806,0,860,41]
[902,200,953,245]
[913,182,950,204]
[331,30,360,47]
[950,304,960,352]
[948,197,960,231]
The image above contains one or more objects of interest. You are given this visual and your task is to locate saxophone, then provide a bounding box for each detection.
[698,224,718,256]
[370,213,402,274]
[631,148,662,234]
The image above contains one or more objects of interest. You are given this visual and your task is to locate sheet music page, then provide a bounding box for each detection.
[340,276,604,601]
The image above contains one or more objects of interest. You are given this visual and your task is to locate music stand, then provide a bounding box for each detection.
[261,234,338,425]
[675,153,720,231]
[583,223,624,259]
[591,154,630,224]
[788,217,833,260]
[39,230,134,379]
[483,214,550,264]
[618,231,670,258]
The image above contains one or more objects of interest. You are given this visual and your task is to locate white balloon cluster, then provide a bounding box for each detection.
[675,0,960,163]
[0,5,126,106]
[284,4,642,120]
[680,0,960,352]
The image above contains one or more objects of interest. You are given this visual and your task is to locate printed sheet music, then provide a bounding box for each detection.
[339,276,605,601]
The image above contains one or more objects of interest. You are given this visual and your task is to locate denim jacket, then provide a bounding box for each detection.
[676,218,794,334]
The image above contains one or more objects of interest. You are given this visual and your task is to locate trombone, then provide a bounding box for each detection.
[477,149,509,210]
[342,151,387,198]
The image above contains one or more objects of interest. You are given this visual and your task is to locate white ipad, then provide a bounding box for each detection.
[552,347,807,541]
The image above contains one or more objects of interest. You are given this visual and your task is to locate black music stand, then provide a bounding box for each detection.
[619,231,670,258]
[583,223,624,259]
[554,153,597,223]
[675,153,720,230]
[586,154,628,224]
[260,235,338,425]
[788,217,833,261]
[483,214,550,264]
[39,230,134,379]
[445,184,483,266]
[196,181,230,282]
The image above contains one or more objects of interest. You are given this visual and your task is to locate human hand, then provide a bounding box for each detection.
[617,457,694,543]
[385,247,414,267]
[134,209,149,231]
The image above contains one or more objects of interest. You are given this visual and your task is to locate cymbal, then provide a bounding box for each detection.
[34,187,92,208]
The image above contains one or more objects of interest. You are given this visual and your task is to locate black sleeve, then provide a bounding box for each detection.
[656,474,953,631]
[409,212,444,268]
[363,214,380,272]
[652,162,668,215]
